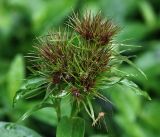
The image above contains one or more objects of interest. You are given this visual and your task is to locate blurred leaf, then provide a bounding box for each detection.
[115,115,146,137]
[108,86,147,137]
[136,44,160,71]
[109,85,141,120]
[7,54,25,102]
[56,117,85,137]
[116,23,149,42]
[0,59,9,84]
[7,0,78,33]
[33,107,57,126]
[31,0,78,33]
[140,100,160,131]
[100,0,138,24]
[139,0,157,27]
[0,11,12,39]
[0,122,42,137]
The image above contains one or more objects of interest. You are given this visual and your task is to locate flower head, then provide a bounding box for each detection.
[14,11,150,124]
[69,11,119,45]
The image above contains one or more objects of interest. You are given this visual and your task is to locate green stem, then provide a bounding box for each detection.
[71,101,79,117]
[55,98,61,122]
[51,97,61,122]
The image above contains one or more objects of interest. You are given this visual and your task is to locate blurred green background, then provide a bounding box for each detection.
[0,0,160,137]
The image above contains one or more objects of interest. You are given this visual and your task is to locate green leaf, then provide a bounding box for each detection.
[100,0,138,24]
[108,85,141,119]
[140,100,160,131]
[139,0,157,27]
[7,55,25,102]
[108,86,147,137]
[116,23,149,42]
[18,103,53,122]
[56,117,72,137]
[13,77,46,106]
[31,0,78,32]
[116,54,147,79]
[0,59,10,84]
[33,107,57,126]
[115,114,146,137]
[0,122,42,137]
[119,79,151,100]
[56,117,85,137]
[121,43,160,92]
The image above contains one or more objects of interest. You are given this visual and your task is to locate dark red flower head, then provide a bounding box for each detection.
[69,11,119,45]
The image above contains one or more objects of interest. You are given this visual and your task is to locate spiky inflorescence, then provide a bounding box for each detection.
[27,12,120,112]
[69,11,119,45]
[15,11,150,123]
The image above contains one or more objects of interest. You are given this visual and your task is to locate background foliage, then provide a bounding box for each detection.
[0,0,160,137]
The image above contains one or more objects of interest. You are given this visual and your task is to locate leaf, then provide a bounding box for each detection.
[56,117,72,137]
[56,117,85,137]
[18,103,53,122]
[7,55,25,102]
[100,0,138,24]
[119,79,151,100]
[139,0,157,27]
[115,114,146,137]
[140,100,160,131]
[107,85,141,118]
[117,54,147,79]
[107,85,148,137]
[13,77,46,107]
[116,23,149,42]
[31,0,78,32]
[0,59,10,84]
[0,122,42,137]
[121,43,160,92]
[33,107,57,126]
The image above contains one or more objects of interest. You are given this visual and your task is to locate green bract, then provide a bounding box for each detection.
[14,11,150,124]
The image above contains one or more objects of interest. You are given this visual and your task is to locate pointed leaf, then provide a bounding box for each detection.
[120,79,151,100]
[13,77,46,106]
[117,54,147,79]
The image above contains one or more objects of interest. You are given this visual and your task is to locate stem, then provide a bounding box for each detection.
[71,101,79,117]
[55,98,61,122]
[51,97,61,122]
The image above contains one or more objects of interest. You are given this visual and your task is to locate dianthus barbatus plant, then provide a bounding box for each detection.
[14,11,150,127]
